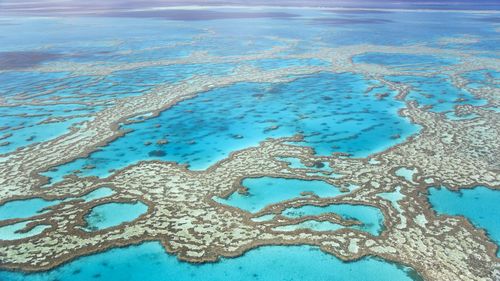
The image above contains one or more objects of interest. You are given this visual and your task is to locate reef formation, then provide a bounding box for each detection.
[0,34,499,281]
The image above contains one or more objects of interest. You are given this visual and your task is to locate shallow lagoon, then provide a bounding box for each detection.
[215,177,347,213]
[0,61,238,155]
[83,201,148,231]
[0,243,422,281]
[0,117,89,155]
[386,75,487,113]
[0,221,50,241]
[280,204,384,235]
[353,53,458,72]
[429,186,500,256]
[44,72,418,182]
[0,187,115,222]
[0,198,59,221]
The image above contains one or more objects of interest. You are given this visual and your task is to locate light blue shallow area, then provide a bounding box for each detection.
[43,72,418,182]
[0,243,421,281]
[461,69,500,89]
[281,204,384,235]
[0,198,60,221]
[274,220,346,232]
[277,157,333,172]
[0,61,237,155]
[250,58,330,70]
[0,78,108,153]
[0,71,70,98]
[353,53,458,72]
[429,186,500,256]
[106,63,236,87]
[215,177,346,213]
[386,75,487,112]
[0,71,144,103]
[81,187,115,202]
[0,117,89,154]
[0,187,114,222]
[0,221,50,241]
[84,202,148,231]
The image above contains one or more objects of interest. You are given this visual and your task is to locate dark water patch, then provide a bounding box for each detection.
[148,150,166,157]
[0,51,62,70]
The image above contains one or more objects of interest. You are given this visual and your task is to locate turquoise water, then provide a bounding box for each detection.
[81,187,115,202]
[43,72,418,182]
[0,198,60,221]
[429,186,500,256]
[215,177,349,213]
[0,221,50,241]
[0,50,238,153]
[277,157,333,173]
[386,75,487,112]
[274,220,346,232]
[0,117,89,154]
[353,53,458,72]
[107,63,236,89]
[378,186,405,212]
[0,243,421,281]
[250,58,331,70]
[280,204,384,235]
[0,71,71,99]
[83,202,148,231]
[395,167,417,183]
[0,187,115,222]
[445,112,479,120]
[461,69,500,89]
[0,62,236,155]
[0,100,98,154]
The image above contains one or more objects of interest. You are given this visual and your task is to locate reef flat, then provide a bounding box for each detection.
[0,5,499,281]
